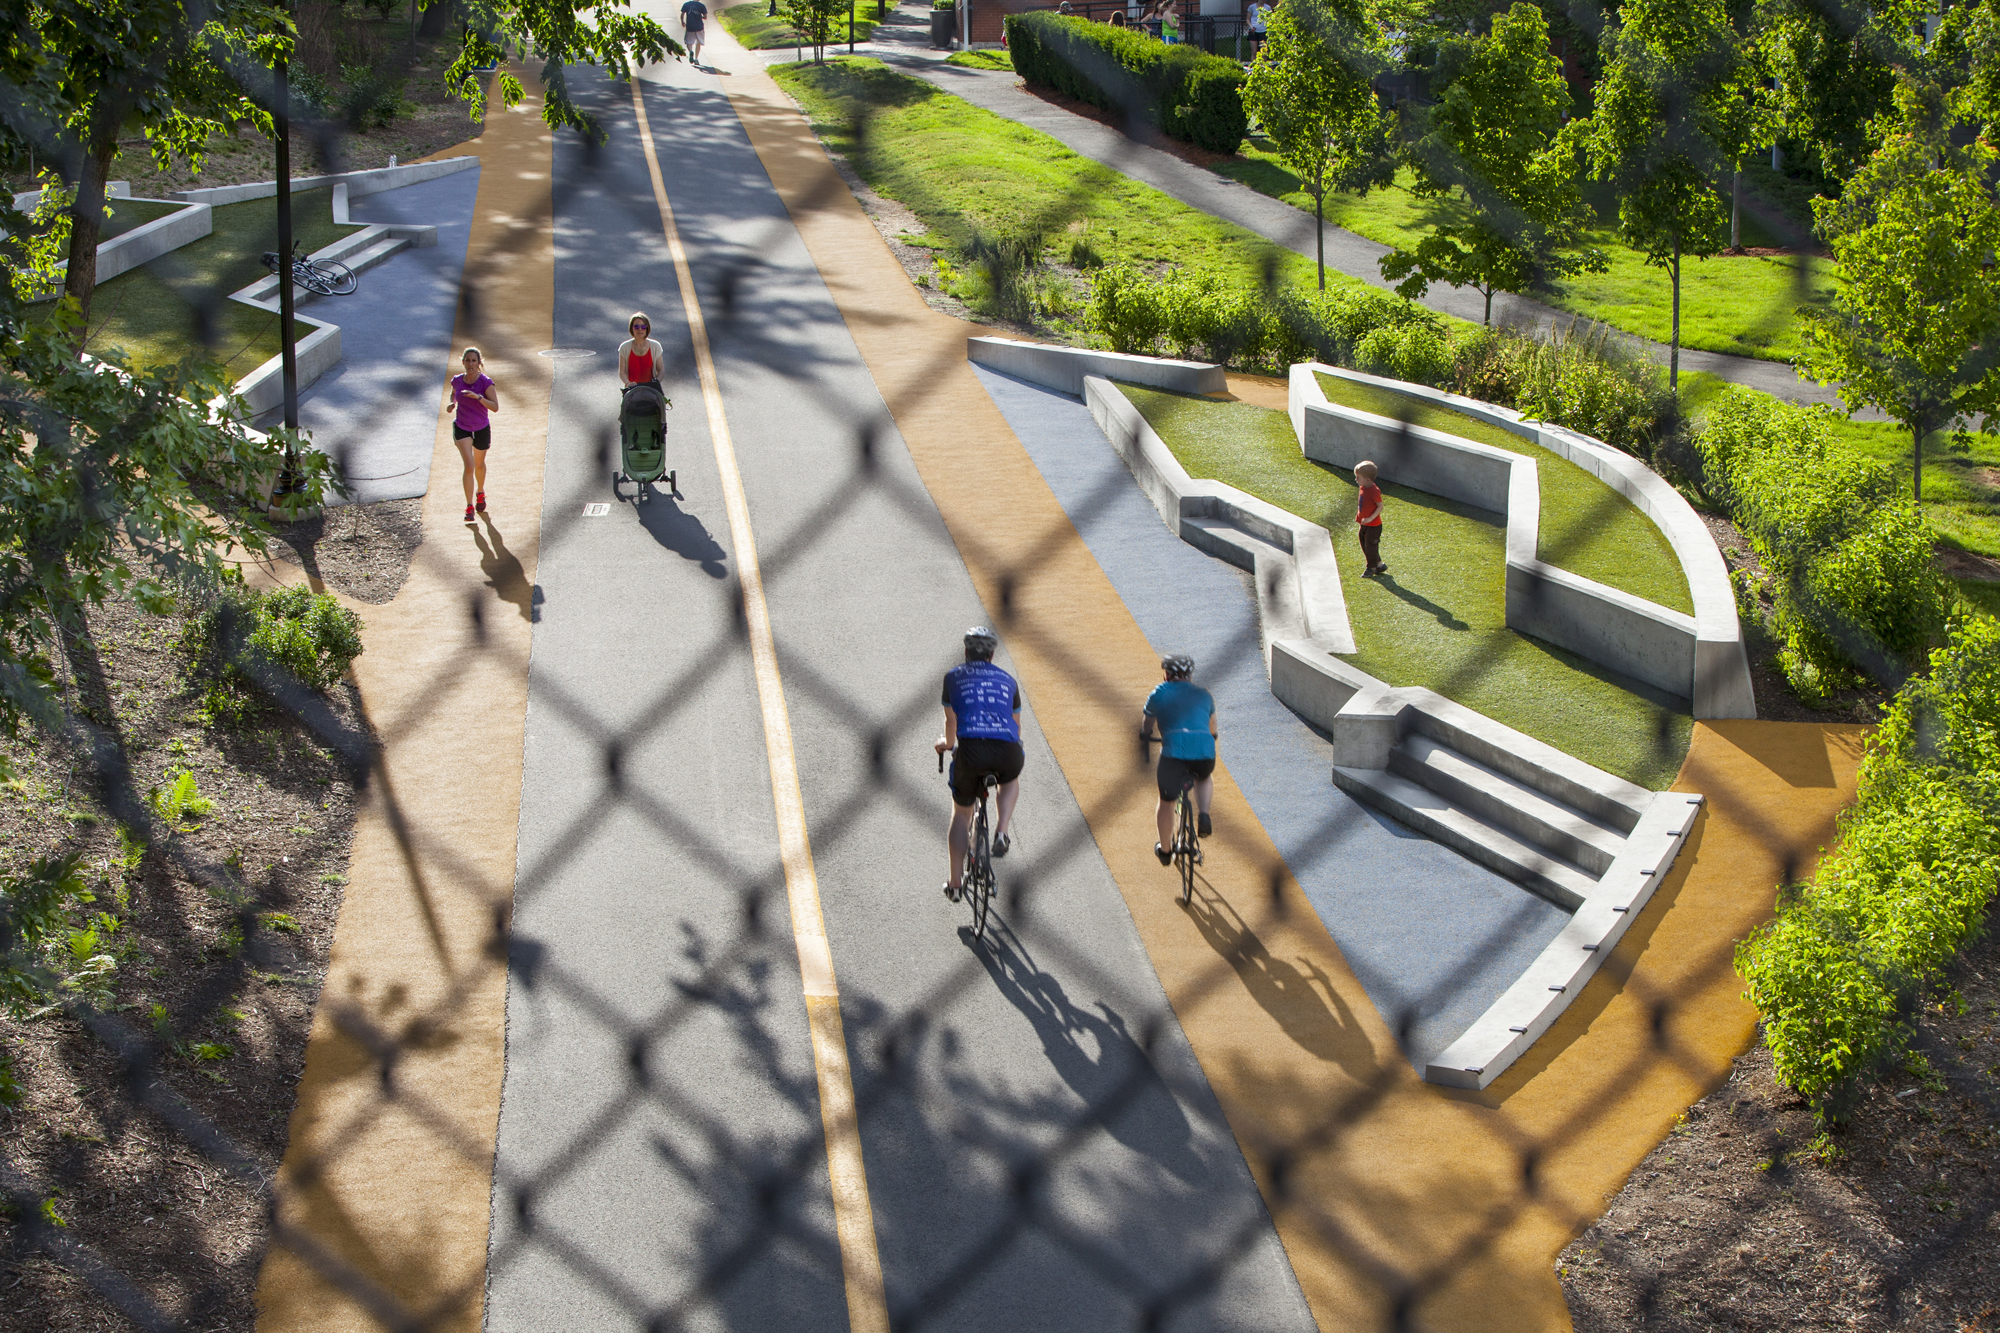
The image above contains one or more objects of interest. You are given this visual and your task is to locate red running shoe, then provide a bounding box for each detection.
[463,504,475,522]
[475,491,486,513]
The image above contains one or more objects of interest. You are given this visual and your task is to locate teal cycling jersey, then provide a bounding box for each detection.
[1144,680,1215,761]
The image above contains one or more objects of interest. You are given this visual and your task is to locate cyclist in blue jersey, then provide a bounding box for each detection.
[933,625,1024,901]
[1141,654,1217,864]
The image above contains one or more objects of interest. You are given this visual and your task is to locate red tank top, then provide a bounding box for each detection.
[628,345,655,382]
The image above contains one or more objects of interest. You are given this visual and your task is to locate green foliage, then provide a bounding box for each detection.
[0,854,92,1107]
[146,769,216,833]
[1694,388,1956,683]
[1762,0,1922,177]
[1738,617,2000,1109]
[0,297,337,769]
[1796,84,2000,506]
[1570,0,1759,385]
[1005,12,1249,153]
[1241,0,1391,288]
[181,583,365,719]
[445,0,681,139]
[1382,2,1604,325]
[5,173,75,302]
[783,0,849,59]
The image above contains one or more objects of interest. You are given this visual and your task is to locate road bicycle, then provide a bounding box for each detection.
[1144,731,1203,904]
[261,249,358,297]
[939,750,996,940]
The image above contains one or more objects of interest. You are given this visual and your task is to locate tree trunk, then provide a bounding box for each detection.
[1314,186,1324,292]
[1914,422,1924,505]
[1731,167,1741,250]
[1483,285,1493,326]
[1669,231,1681,393]
[60,131,121,343]
[418,0,454,39]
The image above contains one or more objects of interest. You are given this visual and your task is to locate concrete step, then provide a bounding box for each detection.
[1390,735,1626,877]
[337,234,412,275]
[1332,765,1598,911]
[1405,708,1649,835]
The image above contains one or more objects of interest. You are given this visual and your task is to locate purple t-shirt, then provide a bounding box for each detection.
[452,373,494,431]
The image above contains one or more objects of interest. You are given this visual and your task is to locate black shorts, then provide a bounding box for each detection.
[1157,755,1215,801]
[455,425,492,450]
[949,737,1024,807]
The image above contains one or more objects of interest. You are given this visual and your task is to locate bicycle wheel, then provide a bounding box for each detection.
[294,262,335,297]
[1176,790,1197,904]
[310,258,357,295]
[966,800,993,939]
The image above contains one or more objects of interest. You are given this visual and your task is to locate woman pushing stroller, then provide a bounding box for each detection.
[618,312,664,388]
[614,311,675,500]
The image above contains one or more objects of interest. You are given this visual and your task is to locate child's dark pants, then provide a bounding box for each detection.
[1358,522,1383,570]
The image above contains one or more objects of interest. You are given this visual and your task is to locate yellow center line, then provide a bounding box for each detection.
[630,77,890,1333]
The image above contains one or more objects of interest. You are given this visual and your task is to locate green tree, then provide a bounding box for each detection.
[1243,0,1394,291]
[1760,0,1925,178]
[780,0,847,62]
[1573,0,1757,390]
[1796,85,2000,506]
[1380,2,1603,325]
[0,290,334,749]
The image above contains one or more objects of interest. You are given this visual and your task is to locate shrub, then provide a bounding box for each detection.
[1694,390,1955,683]
[1511,324,1673,459]
[0,854,91,1107]
[182,582,365,714]
[1006,12,1248,153]
[1737,617,2000,1109]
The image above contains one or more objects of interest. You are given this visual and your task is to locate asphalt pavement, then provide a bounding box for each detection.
[483,56,1314,1331]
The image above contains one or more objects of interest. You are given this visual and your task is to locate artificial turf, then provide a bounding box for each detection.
[1313,371,1694,615]
[80,187,356,385]
[1120,384,1694,789]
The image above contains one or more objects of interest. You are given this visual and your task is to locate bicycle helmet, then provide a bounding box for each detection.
[1162,654,1195,680]
[964,626,999,661]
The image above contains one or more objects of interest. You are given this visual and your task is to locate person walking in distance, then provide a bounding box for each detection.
[1141,654,1217,864]
[447,347,498,523]
[933,626,1024,902]
[1355,459,1388,577]
[681,0,709,64]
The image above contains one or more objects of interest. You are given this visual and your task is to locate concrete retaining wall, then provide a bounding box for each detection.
[93,201,213,283]
[1291,363,1752,717]
[170,155,478,207]
[970,336,1227,398]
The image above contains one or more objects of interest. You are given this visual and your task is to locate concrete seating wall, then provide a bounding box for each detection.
[1290,363,1755,719]
[968,335,1226,399]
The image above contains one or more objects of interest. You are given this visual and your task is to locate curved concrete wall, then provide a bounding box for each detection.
[1290,364,1753,718]
[969,335,1228,398]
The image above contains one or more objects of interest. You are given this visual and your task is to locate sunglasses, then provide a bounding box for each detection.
[633,322,650,331]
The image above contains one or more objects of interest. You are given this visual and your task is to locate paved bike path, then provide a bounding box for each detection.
[482,57,1312,1332]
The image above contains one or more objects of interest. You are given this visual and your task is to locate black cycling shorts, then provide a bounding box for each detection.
[1156,755,1215,801]
[950,737,1024,807]
[455,425,492,450]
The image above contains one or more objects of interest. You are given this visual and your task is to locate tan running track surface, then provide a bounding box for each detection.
[705,42,1869,1332]
[251,83,554,1333]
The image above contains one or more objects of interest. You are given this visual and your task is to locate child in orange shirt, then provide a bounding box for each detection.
[1356,459,1387,577]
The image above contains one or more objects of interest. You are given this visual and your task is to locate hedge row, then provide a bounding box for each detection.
[1736,615,2000,1106]
[1005,12,1247,153]
[1692,390,1956,692]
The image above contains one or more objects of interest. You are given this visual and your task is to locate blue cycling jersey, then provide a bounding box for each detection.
[942,661,1021,741]
[1144,680,1216,760]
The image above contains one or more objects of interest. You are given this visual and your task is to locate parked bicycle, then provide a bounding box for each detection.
[262,248,358,296]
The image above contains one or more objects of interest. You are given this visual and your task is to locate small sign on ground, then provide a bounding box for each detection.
[582,503,610,517]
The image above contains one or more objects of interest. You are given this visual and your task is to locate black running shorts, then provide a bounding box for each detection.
[455,425,492,450]
[1156,755,1215,801]
[949,737,1024,808]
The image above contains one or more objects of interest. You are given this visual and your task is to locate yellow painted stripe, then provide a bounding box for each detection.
[630,77,890,1333]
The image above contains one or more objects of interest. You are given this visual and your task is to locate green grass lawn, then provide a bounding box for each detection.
[773,57,1349,297]
[100,198,186,241]
[1314,372,1693,614]
[1121,384,1694,788]
[82,188,357,385]
[1212,144,1831,363]
[721,2,877,50]
[945,48,1013,69]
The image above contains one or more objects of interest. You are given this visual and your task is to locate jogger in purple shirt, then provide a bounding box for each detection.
[446,347,499,522]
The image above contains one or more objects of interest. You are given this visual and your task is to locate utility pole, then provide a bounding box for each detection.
[849,0,856,52]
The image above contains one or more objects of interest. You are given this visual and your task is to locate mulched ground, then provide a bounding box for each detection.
[0,505,420,1330]
[1561,921,2000,1331]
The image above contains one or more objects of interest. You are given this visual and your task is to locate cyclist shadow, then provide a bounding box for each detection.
[1178,875,1373,1069]
[965,916,1206,1185]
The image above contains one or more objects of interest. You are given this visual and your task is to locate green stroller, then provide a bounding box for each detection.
[615,381,674,502]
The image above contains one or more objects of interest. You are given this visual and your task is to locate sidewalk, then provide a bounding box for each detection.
[760,8,1848,411]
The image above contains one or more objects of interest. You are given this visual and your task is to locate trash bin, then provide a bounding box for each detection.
[931,6,956,46]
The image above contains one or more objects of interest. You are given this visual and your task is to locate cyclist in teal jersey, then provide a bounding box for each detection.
[1140,654,1217,864]
[934,626,1024,900]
